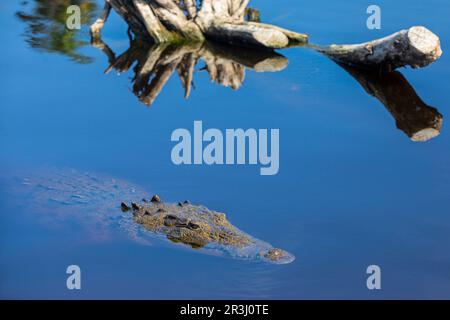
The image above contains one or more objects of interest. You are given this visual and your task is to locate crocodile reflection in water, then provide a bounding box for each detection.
[16,168,295,264]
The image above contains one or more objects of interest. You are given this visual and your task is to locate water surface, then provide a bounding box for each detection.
[0,0,449,299]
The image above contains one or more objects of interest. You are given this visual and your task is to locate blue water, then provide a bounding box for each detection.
[0,0,449,299]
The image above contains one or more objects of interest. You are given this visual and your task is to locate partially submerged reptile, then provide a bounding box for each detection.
[121,195,293,264]
[11,168,294,264]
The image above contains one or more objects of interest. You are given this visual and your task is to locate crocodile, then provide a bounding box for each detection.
[10,168,295,264]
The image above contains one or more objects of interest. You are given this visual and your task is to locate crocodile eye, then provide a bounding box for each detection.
[188,222,200,230]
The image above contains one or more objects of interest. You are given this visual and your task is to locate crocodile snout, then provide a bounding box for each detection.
[260,248,295,264]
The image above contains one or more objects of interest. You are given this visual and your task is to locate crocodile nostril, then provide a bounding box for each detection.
[163,215,178,227]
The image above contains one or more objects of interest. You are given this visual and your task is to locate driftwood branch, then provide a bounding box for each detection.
[317,26,442,71]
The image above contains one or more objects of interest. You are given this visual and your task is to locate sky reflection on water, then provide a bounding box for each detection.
[0,0,449,299]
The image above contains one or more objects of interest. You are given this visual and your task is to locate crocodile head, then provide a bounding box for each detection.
[124,196,295,264]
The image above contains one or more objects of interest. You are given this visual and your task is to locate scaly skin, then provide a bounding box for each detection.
[123,197,295,264]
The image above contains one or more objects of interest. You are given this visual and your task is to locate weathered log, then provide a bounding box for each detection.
[91,0,308,49]
[150,0,204,41]
[132,0,175,42]
[317,26,442,71]
[202,20,290,49]
[338,63,443,141]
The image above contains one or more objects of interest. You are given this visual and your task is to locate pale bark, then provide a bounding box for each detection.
[132,0,173,42]
[184,0,198,19]
[150,0,204,41]
[317,26,442,71]
[92,0,308,49]
[232,0,250,20]
[106,0,155,40]
[203,20,290,49]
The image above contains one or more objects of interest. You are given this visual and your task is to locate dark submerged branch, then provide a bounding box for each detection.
[92,36,288,106]
[337,63,443,141]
